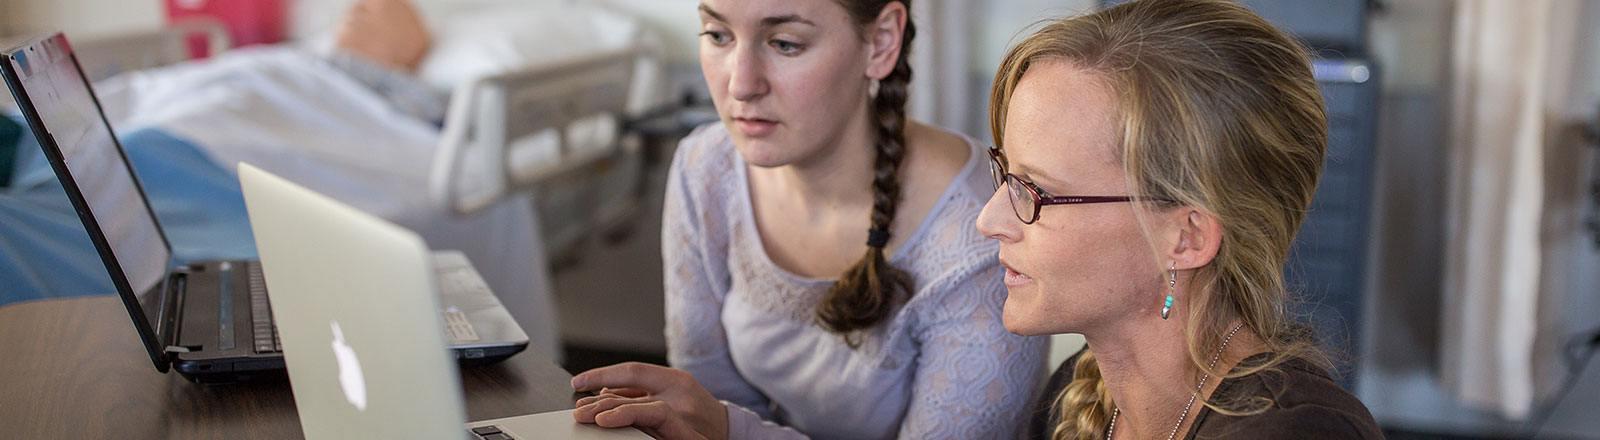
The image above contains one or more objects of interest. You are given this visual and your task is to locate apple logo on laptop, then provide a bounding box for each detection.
[330,321,368,411]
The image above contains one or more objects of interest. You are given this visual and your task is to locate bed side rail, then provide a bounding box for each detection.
[431,46,638,215]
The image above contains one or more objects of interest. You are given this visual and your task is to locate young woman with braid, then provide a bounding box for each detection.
[570,0,1046,439]
[976,1,1382,439]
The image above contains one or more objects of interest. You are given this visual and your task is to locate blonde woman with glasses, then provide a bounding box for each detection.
[977,0,1384,439]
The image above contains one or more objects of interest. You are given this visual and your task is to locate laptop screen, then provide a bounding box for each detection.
[4,35,172,331]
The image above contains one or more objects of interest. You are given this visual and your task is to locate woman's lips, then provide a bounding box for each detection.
[1001,260,1033,287]
[734,117,778,137]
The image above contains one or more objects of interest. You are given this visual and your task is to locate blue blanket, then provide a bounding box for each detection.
[0,117,256,305]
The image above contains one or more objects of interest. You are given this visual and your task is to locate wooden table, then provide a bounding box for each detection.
[0,296,581,439]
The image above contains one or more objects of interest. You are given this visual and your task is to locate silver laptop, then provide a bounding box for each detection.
[239,163,646,439]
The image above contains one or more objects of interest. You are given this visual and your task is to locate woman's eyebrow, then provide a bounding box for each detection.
[698,4,726,22]
[1013,161,1072,190]
[761,15,816,28]
[697,4,815,28]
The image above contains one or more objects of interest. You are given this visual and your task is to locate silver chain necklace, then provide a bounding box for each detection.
[1104,322,1244,440]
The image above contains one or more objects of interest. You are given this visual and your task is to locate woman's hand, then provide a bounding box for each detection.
[572,362,728,440]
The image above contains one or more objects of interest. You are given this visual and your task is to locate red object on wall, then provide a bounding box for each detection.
[165,0,286,57]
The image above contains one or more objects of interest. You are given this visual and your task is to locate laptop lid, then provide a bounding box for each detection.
[0,33,179,372]
[238,162,466,439]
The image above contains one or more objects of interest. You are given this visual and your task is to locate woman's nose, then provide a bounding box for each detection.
[727,48,768,101]
[976,184,1022,243]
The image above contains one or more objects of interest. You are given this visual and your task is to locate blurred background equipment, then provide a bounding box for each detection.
[164,0,284,57]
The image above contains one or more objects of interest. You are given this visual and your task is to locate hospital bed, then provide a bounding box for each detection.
[6,1,675,362]
[75,2,663,264]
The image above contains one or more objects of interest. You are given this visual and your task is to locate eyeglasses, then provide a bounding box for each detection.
[986,146,1174,224]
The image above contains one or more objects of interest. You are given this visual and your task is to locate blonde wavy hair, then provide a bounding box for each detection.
[987,1,1331,439]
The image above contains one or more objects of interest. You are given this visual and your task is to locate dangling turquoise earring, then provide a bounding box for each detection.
[1161,262,1177,320]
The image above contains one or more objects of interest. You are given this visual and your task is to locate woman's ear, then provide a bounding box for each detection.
[1166,209,1222,271]
[864,2,908,80]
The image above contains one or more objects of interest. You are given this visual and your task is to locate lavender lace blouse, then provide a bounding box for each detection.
[663,124,1047,439]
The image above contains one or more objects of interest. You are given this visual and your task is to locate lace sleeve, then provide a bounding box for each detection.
[897,260,1049,439]
[662,131,772,417]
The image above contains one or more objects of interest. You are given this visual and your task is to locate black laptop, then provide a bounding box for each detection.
[0,33,530,383]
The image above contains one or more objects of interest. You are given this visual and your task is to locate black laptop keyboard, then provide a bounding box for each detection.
[247,262,283,354]
[469,425,514,440]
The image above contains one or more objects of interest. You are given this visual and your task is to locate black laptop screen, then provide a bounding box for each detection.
[8,36,171,317]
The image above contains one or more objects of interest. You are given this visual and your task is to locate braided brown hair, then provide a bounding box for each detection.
[814,0,917,345]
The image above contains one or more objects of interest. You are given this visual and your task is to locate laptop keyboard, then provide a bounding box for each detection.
[469,425,515,440]
[243,258,488,354]
[247,262,283,354]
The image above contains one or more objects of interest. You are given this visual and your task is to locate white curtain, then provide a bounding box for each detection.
[1440,0,1587,420]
